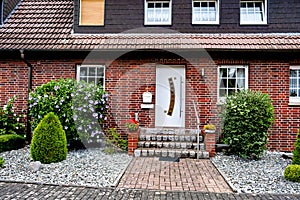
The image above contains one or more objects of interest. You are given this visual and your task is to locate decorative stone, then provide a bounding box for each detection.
[29,161,42,172]
[134,150,141,157]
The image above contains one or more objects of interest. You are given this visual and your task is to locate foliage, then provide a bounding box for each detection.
[221,90,275,159]
[0,96,25,136]
[105,128,127,151]
[29,78,108,149]
[204,124,216,130]
[284,164,300,183]
[0,157,4,168]
[72,81,108,145]
[0,134,25,153]
[292,129,300,165]
[30,112,67,164]
[125,119,139,131]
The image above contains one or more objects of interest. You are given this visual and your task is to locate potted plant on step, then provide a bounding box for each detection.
[125,118,139,132]
[203,124,216,134]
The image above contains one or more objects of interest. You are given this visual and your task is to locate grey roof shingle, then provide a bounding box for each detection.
[0,0,299,51]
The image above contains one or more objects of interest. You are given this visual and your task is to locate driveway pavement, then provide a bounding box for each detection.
[1,182,300,200]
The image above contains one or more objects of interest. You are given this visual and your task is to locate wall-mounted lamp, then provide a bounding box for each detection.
[201,68,205,77]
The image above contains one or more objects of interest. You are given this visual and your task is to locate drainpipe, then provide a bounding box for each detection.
[20,49,32,143]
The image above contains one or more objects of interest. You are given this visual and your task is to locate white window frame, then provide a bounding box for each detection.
[192,0,219,24]
[218,65,249,103]
[144,0,172,25]
[289,66,300,105]
[77,65,105,88]
[240,0,267,25]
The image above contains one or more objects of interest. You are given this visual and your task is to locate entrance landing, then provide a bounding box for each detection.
[117,157,232,193]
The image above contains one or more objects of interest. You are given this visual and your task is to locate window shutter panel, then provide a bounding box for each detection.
[80,0,105,26]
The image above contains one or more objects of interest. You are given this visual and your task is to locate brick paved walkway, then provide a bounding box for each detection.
[1,182,300,200]
[117,157,232,193]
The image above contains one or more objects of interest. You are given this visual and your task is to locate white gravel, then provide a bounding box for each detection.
[211,151,300,194]
[0,146,132,188]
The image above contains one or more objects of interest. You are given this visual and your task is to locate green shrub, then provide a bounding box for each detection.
[0,96,25,136]
[30,112,67,164]
[221,90,275,159]
[0,157,5,168]
[29,79,108,149]
[105,128,127,151]
[0,134,25,153]
[292,129,300,165]
[284,164,300,182]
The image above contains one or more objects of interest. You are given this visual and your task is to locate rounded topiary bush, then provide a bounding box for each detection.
[30,112,67,164]
[284,164,300,183]
[221,90,275,159]
[292,129,300,165]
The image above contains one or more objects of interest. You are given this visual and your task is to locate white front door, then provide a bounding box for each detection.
[155,65,185,127]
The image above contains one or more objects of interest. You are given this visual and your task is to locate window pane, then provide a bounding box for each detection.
[219,89,226,97]
[88,77,95,84]
[80,77,87,82]
[89,67,96,76]
[97,78,104,86]
[228,79,236,88]
[228,68,236,78]
[220,68,227,78]
[228,89,235,96]
[290,89,297,97]
[80,67,87,76]
[97,68,104,76]
[290,70,297,77]
[194,2,200,7]
[219,78,227,88]
[148,3,154,8]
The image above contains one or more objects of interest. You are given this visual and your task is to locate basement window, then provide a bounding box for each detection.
[144,0,172,25]
[192,0,219,24]
[289,66,300,105]
[240,0,267,25]
[77,65,105,87]
[80,0,105,26]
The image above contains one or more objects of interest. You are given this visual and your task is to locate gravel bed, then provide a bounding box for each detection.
[0,146,132,188]
[211,151,300,194]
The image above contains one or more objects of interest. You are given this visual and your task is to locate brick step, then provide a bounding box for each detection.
[138,141,205,150]
[139,134,204,143]
[134,148,209,159]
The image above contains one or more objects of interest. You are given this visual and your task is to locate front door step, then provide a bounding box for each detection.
[134,128,209,159]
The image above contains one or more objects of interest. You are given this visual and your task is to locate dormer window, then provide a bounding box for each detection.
[80,0,105,26]
[144,0,172,25]
[240,0,267,25]
[192,0,219,24]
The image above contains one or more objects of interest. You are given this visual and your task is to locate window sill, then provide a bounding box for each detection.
[288,102,300,106]
[240,22,268,25]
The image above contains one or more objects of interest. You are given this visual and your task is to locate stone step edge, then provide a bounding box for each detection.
[138,141,205,149]
[134,148,210,159]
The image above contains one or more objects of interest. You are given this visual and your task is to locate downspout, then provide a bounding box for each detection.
[20,49,32,143]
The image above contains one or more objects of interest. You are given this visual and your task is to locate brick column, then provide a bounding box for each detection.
[127,129,140,156]
[204,130,216,157]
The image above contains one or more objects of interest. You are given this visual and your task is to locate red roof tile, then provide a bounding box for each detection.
[0,0,299,51]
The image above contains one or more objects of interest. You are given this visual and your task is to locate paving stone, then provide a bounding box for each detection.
[146,135,151,141]
[138,142,144,148]
[157,135,162,141]
[168,150,175,158]
[155,149,162,157]
[161,150,168,157]
[157,142,163,148]
[144,142,150,148]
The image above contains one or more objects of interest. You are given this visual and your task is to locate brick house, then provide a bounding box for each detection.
[0,0,299,153]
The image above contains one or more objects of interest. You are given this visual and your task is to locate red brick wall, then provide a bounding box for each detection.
[0,51,299,152]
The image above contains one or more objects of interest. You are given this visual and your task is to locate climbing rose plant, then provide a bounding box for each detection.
[29,78,108,149]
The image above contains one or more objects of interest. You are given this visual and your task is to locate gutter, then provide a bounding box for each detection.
[20,49,32,143]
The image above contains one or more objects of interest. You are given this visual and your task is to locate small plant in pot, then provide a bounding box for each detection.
[125,119,139,132]
[203,124,216,133]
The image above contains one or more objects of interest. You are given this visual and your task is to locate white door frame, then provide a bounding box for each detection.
[155,65,185,127]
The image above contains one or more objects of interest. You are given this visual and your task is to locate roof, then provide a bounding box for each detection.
[0,0,299,51]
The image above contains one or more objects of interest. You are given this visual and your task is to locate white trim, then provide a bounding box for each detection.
[289,66,300,104]
[144,0,172,25]
[77,65,106,88]
[240,0,267,25]
[192,0,220,25]
[217,65,248,103]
